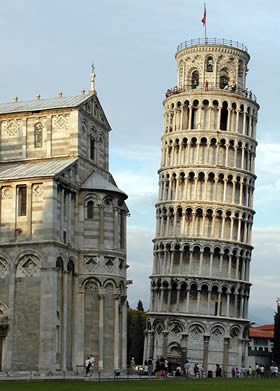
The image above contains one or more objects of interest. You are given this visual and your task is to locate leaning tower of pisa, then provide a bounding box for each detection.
[144,38,259,376]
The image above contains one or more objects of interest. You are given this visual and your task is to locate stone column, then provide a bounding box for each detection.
[149,331,155,360]
[39,266,57,373]
[99,205,104,247]
[98,292,105,370]
[113,295,120,370]
[121,296,127,369]
[176,288,181,312]
[62,270,69,370]
[199,250,203,275]
[203,336,210,376]
[162,331,169,357]
[72,278,84,374]
[181,333,188,367]
[223,338,230,377]
[209,251,213,276]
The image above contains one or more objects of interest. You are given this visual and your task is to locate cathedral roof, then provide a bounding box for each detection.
[81,172,127,199]
[0,158,78,180]
[0,95,92,114]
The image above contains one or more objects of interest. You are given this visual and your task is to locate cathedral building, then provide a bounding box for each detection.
[0,72,128,373]
[145,38,258,376]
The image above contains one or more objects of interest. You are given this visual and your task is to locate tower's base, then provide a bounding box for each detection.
[144,313,249,377]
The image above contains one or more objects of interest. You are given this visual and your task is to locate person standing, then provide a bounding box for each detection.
[85,356,91,376]
[184,360,191,378]
[89,354,95,376]
[231,367,236,378]
[148,357,153,376]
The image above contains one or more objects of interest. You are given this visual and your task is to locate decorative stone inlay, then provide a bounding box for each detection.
[103,198,113,212]
[6,120,18,136]
[1,186,11,199]
[22,257,38,276]
[16,255,40,278]
[105,258,114,273]
[211,326,224,342]
[85,280,98,291]
[33,184,43,197]
[55,115,68,128]
[189,325,204,341]
[84,256,99,272]
[0,258,8,279]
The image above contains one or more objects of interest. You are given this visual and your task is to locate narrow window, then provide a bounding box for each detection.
[87,200,94,219]
[191,70,199,89]
[220,69,229,90]
[18,186,27,216]
[206,57,213,72]
[90,138,95,160]
[34,123,43,148]
[63,231,67,244]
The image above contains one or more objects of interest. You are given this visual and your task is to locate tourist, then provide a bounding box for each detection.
[194,363,199,378]
[184,360,191,378]
[144,360,148,375]
[231,81,236,92]
[236,368,240,378]
[231,367,236,378]
[148,357,153,376]
[175,365,182,376]
[216,364,222,377]
[242,366,247,377]
[164,358,169,377]
[130,357,136,373]
[260,365,265,378]
[256,364,261,378]
[205,80,209,91]
[248,366,253,376]
[89,354,95,376]
[85,356,91,376]
[159,356,165,376]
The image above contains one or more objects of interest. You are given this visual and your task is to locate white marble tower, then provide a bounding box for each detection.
[144,38,259,376]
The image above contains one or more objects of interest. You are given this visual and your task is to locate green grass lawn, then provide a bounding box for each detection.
[2,378,280,391]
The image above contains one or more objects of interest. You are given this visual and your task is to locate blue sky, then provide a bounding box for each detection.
[1,0,280,324]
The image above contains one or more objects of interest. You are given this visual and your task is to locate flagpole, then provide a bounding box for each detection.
[204,3,207,41]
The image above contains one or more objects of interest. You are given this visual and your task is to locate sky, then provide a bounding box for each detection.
[0,0,279,325]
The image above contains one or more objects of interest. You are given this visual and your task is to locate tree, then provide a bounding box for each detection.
[137,300,144,312]
[127,303,146,364]
[273,303,280,364]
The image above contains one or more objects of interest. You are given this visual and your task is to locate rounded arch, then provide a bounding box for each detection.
[103,278,118,289]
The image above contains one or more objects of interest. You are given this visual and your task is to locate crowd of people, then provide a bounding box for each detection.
[231,364,279,378]
[165,83,254,100]
[85,355,279,379]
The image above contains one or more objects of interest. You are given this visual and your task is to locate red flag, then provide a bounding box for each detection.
[201,4,206,26]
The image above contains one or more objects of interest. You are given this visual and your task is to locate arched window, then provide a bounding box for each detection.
[206,57,213,72]
[220,69,229,90]
[191,71,199,89]
[87,200,94,219]
[34,123,43,148]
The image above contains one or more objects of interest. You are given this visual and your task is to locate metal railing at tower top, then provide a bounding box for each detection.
[165,85,257,103]
[176,38,248,53]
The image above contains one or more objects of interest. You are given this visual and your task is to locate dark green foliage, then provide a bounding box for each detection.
[137,300,144,312]
[273,304,280,363]
[127,305,146,365]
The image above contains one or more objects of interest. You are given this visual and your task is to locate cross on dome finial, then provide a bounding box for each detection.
[91,63,95,73]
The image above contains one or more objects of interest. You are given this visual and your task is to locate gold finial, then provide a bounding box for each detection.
[36,94,40,100]
[13,96,18,103]
[81,89,85,96]
[58,91,62,98]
